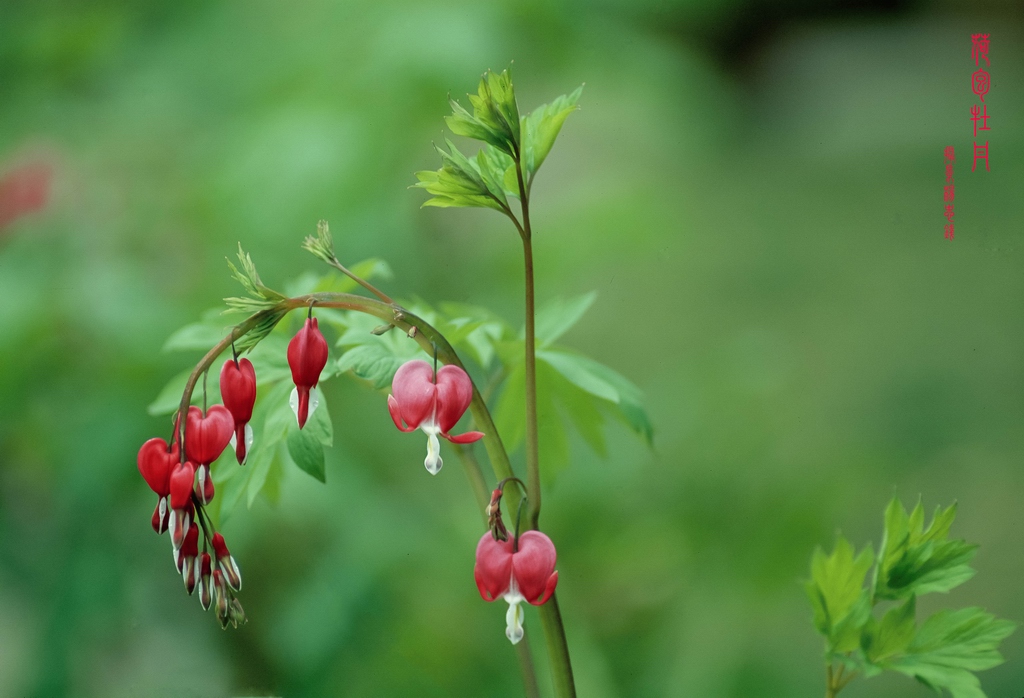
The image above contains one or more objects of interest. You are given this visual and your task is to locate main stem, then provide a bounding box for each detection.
[515,157,576,698]
[517,161,541,532]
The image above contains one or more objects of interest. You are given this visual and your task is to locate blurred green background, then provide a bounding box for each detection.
[1,0,1022,696]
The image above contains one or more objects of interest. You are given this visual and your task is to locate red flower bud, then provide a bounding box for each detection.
[185,405,234,466]
[151,498,169,535]
[474,530,559,644]
[212,532,242,592]
[194,463,215,505]
[387,360,484,474]
[198,552,214,611]
[220,358,257,464]
[287,317,328,429]
[176,523,200,596]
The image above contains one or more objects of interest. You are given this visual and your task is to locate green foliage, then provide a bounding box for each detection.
[806,498,1014,698]
[413,139,509,212]
[521,85,583,185]
[416,68,582,210]
[873,499,977,601]
[225,243,287,313]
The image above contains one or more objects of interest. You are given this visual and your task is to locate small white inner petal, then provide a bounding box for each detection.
[505,599,524,645]
[424,432,442,475]
[244,423,254,453]
[229,432,236,450]
[289,386,299,421]
[158,496,167,521]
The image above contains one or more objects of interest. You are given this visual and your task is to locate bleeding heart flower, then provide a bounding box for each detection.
[474,530,559,645]
[185,405,234,466]
[220,358,257,464]
[168,461,196,550]
[287,316,329,429]
[137,437,179,534]
[387,360,484,474]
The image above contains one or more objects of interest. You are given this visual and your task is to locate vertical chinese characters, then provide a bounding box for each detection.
[970,34,991,172]
[943,146,955,240]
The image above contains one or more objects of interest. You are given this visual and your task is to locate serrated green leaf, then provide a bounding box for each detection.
[531,291,597,346]
[865,596,916,663]
[884,608,1015,698]
[287,425,326,483]
[522,85,582,179]
[304,395,333,446]
[875,498,978,601]
[807,537,874,640]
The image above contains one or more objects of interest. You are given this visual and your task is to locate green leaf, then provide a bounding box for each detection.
[865,596,917,663]
[162,321,229,352]
[494,364,526,453]
[413,139,507,211]
[806,536,874,641]
[885,608,1015,698]
[521,85,583,179]
[539,349,653,444]
[538,349,619,403]
[147,368,193,416]
[287,424,326,483]
[874,498,977,601]
[531,291,597,346]
[445,68,520,156]
[336,344,405,390]
[246,439,278,507]
[536,360,570,483]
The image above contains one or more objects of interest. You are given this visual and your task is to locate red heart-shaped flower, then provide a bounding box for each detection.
[137,437,179,497]
[185,405,234,465]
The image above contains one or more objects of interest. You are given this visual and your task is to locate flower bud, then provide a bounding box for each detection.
[151,497,169,535]
[198,552,214,610]
[194,463,215,505]
[220,358,257,464]
[213,569,230,628]
[212,532,242,592]
[287,316,328,428]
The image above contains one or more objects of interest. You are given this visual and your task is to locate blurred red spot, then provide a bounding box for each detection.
[0,162,53,232]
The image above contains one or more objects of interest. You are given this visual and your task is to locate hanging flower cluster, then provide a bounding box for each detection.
[141,307,558,642]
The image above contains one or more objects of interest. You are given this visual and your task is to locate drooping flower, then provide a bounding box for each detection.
[168,461,196,550]
[220,357,257,464]
[185,405,234,505]
[387,360,484,474]
[474,530,559,644]
[137,437,179,534]
[287,316,329,429]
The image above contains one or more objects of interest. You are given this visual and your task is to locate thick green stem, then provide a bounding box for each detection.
[515,631,542,698]
[539,594,575,698]
[515,160,542,532]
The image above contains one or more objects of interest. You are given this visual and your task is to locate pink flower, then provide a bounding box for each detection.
[387,360,483,474]
[220,358,257,464]
[287,317,329,429]
[474,531,559,644]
